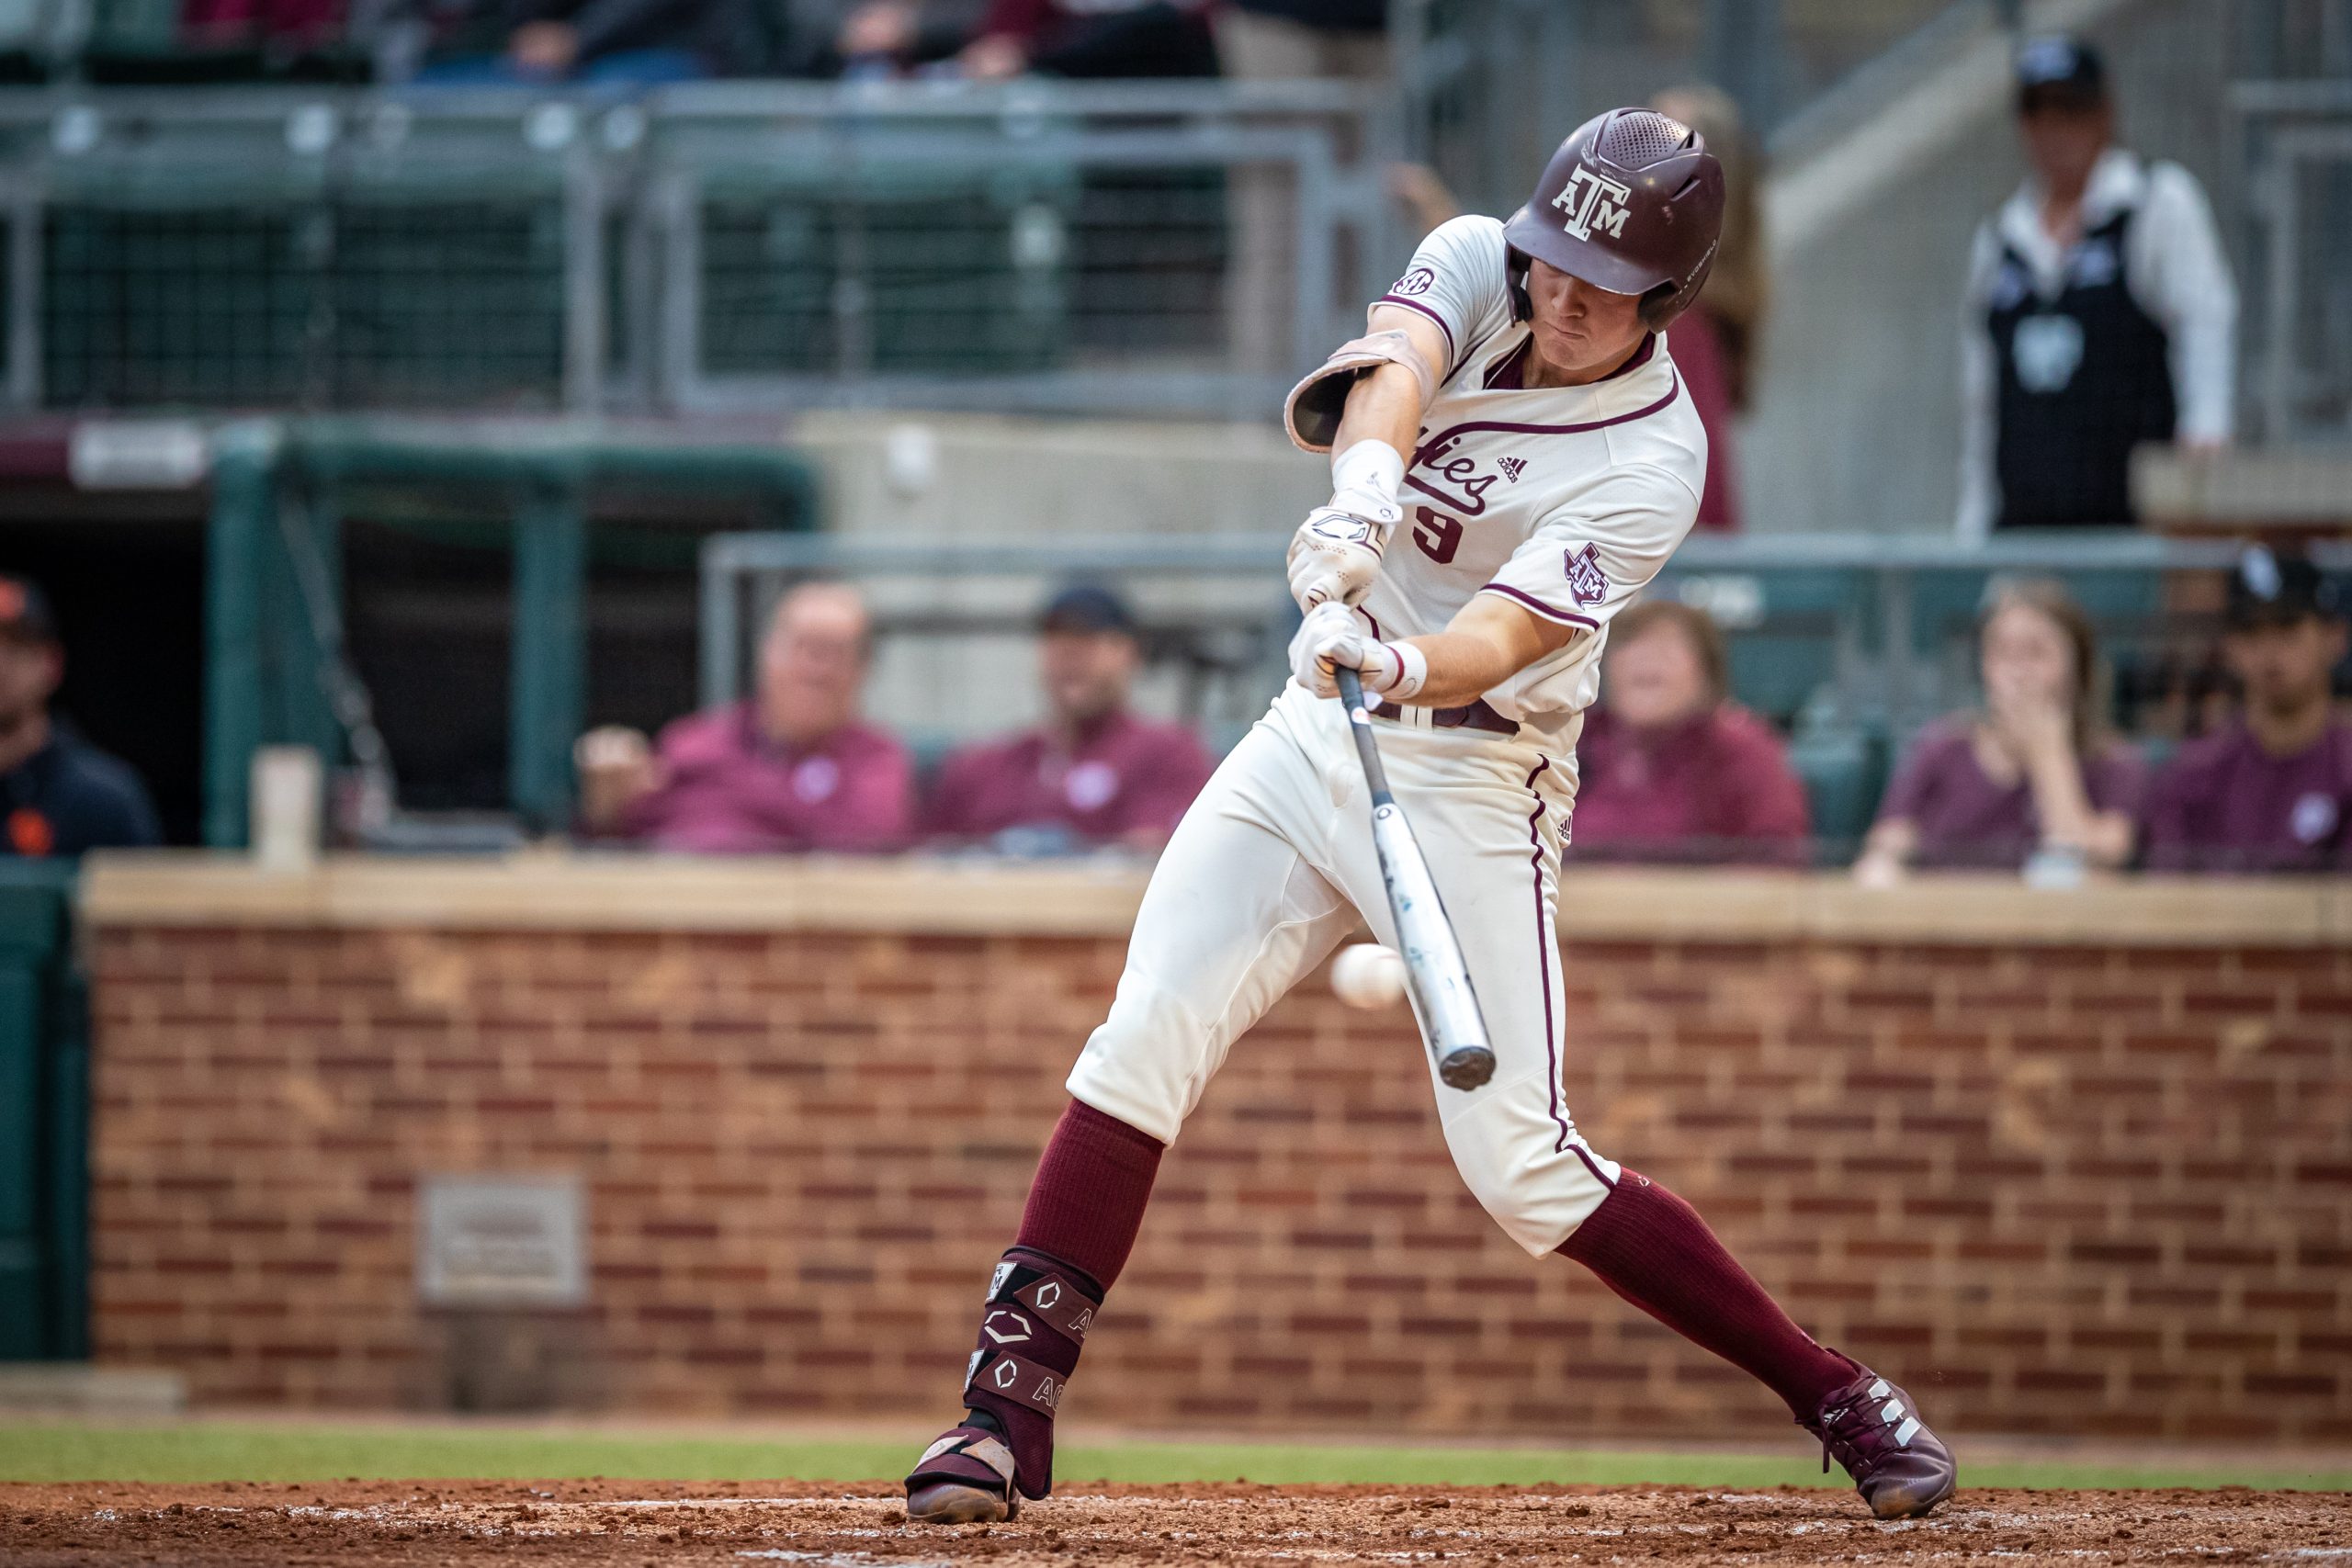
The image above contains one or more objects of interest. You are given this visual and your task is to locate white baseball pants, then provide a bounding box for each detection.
[1067,683,1622,1256]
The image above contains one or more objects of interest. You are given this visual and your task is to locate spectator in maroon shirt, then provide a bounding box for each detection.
[1568,600,1810,864]
[575,581,913,854]
[1858,578,2144,880]
[929,583,1215,852]
[2141,549,2352,874]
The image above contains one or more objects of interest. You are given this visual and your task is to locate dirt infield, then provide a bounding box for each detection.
[4,1478,2346,1564]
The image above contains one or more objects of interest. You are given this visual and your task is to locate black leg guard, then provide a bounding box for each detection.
[954,1246,1102,1500]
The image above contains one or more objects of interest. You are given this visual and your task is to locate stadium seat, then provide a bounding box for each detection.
[1705,568,1860,727]
[1789,725,1888,862]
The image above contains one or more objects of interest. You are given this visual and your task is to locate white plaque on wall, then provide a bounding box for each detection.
[417,1174,588,1308]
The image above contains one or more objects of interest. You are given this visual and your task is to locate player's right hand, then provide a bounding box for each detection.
[1289,601,1406,699]
[1285,504,1396,612]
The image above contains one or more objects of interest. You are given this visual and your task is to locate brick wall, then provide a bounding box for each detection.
[87,920,2352,1443]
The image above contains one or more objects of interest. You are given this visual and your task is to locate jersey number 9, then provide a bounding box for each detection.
[1412,507,1463,566]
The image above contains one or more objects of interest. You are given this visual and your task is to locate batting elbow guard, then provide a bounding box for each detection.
[1283,330,1439,454]
[958,1247,1102,1499]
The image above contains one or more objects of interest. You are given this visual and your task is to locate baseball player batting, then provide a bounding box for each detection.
[906,108,1958,1525]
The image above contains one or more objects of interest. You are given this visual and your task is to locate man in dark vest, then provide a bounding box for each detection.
[1956,36,2236,536]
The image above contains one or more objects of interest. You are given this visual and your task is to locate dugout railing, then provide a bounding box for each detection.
[200,417,821,847]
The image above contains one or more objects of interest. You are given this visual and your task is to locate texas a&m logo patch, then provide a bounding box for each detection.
[1565,542,1609,607]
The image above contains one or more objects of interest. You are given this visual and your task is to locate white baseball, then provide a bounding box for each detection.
[1329,942,1408,1010]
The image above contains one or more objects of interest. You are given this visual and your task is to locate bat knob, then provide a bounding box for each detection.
[1437,1045,1497,1092]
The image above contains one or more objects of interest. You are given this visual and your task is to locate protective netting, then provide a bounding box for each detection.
[1597,111,1692,170]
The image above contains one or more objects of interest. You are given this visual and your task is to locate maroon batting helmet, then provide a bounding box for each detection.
[1502,107,1724,330]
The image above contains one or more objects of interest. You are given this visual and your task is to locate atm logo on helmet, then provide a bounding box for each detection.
[1554,164,1632,242]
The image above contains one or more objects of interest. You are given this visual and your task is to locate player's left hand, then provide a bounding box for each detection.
[1285,505,1396,612]
[1289,602,1406,699]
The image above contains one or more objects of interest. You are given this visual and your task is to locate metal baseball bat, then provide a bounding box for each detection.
[1333,666,1498,1092]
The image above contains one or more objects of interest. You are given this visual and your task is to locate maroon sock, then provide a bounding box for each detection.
[1557,1171,1857,1419]
[1013,1100,1163,1291]
[958,1100,1161,1495]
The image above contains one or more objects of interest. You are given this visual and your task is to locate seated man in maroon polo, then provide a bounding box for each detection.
[2142,548,2352,874]
[1566,598,1810,865]
[929,584,1215,852]
[576,580,913,854]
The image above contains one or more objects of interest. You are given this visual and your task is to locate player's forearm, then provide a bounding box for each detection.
[1329,361,1428,469]
[1393,629,1523,707]
[1385,591,1574,708]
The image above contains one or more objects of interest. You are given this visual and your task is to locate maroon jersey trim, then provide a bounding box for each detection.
[1477,581,1601,630]
[1409,371,1683,466]
[1374,295,1456,363]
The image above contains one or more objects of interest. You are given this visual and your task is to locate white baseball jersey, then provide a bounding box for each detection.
[1061,213,1712,1260]
[1359,215,1706,750]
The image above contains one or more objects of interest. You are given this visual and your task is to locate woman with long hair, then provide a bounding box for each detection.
[1856,577,2145,879]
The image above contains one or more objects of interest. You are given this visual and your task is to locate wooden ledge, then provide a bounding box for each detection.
[76,851,2352,948]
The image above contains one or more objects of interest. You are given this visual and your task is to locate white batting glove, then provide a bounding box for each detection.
[1288,602,1425,700]
[1285,503,1398,612]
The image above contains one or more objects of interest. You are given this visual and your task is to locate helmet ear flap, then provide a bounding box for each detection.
[1636,237,1717,330]
[1636,282,1679,331]
[1506,249,1532,323]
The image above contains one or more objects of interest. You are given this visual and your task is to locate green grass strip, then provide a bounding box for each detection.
[2,1423,2345,1493]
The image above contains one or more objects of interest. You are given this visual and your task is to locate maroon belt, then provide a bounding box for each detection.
[1373,697,1519,736]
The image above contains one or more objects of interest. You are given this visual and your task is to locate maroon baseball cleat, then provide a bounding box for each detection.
[1803,1368,1957,1519]
[905,1422,1020,1524]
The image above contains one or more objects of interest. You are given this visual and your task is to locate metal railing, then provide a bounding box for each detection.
[702,528,2352,749]
[2233,76,2352,442]
[201,416,820,845]
[0,80,1395,419]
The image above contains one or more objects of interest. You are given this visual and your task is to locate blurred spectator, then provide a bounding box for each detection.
[181,0,346,60]
[1857,578,2143,881]
[953,0,1213,79]
[1649,84,1764,533]
[413,0,750,85]
[929,583,1214,852]
[1956,36,2236,537]
[813,0,985,75]
[2141,549,2351,874]
[575,581,913,853]
[1567,600,1809,864]
[0,577,162,859]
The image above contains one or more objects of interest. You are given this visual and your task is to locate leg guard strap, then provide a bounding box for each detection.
[965,1350,1067,1415]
